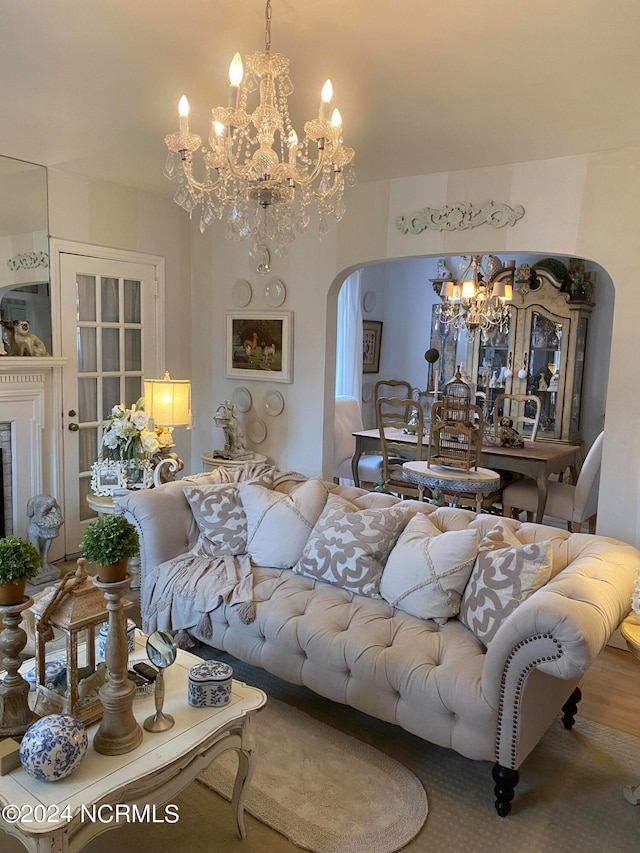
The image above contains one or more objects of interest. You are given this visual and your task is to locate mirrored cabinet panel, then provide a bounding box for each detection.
[0,155,50,356]
[466,267,593,443]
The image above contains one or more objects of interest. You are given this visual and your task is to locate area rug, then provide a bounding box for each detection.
[197,698,428,853]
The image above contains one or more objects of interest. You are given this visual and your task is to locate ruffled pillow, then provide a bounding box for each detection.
[239,478,329,569]
[380,514,479,623]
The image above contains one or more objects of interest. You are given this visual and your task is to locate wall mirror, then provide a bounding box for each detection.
[0,155,51,355]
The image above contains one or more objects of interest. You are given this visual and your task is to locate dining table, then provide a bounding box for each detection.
[351,428,582,523]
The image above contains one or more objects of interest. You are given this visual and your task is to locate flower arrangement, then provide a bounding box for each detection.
[632,568,640,616]
[101,399,160,461]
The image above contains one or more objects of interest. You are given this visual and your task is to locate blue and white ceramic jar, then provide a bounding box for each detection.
[20,714,88,781]
[98,619,136,659]
[187,660,233,708]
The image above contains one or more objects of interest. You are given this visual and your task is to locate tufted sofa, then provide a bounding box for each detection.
[116,468,640,816]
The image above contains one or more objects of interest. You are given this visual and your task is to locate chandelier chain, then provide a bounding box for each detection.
[265,0,272,52]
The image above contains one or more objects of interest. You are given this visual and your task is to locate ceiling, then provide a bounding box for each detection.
[1,1,640,199]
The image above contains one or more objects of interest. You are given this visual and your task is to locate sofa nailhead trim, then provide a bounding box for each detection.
[495,632,563,768]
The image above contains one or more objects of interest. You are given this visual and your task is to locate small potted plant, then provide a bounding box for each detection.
[0,536,41,605]
[79,515,139,583]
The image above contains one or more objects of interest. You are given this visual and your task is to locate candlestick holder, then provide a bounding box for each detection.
[0,595,38,738]
[92,573,142,755]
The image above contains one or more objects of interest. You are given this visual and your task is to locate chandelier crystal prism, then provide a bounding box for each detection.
[437,255,514,342]
[163,0,355,261]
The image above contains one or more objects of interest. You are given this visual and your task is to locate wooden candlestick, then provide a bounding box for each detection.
[0,596,38,739]
[92,574,142,755]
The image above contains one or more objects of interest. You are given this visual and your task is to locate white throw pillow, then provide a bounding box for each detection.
[239,478,329,569]
[380,514,479,623]
[184,484,247,557]
[459,525,553,647]
[293,493,406,598]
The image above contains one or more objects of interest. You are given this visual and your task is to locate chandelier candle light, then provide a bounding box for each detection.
[437,256,515,341]
[163,0,355,264]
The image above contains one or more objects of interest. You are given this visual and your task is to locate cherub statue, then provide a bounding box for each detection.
[498,417,524,448]
[26,494,63,586]
[213,400,254,460]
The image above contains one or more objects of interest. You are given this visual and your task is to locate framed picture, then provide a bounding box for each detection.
[90,460,126,496]
[363,320,383,374]
[225,311,293,383]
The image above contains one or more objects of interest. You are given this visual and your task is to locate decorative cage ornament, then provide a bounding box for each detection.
[427,370,483,471]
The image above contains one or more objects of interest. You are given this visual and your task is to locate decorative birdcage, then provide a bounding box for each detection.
[427,370,483,471]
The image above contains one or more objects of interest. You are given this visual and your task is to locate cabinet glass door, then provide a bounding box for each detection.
[527,310,564,439]
[474,306,515,420]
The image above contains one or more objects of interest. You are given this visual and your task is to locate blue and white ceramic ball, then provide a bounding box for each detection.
[20,714,88,782]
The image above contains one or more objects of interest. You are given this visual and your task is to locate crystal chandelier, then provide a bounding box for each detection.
[437,255,514,341]
[163,0,355,265]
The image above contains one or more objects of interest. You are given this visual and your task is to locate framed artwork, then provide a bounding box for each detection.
[90,460,126,496]
[225,311,293,383]
[363,320,383,374]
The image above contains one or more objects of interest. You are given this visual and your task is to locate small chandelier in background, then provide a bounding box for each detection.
[163,0,355,267]
[435,255,515,341]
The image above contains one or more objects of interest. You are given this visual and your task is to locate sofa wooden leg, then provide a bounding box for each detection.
[492,762,519,817]
[561,686,582,729]
[588,515,597,534]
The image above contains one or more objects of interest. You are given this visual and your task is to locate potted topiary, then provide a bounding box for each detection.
[79,515,139,583]
[0,536,41,605]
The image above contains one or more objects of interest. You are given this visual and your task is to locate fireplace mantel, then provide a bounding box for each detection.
[0,357,67,548]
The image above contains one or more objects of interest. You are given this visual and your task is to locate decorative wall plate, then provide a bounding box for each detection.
[232,386,252,413]
[362,290,376,313]
[264,277,286,307]
[362,382,373,403]
[264,389,285,416]
[232,279,252,308]
[247,418,268,444]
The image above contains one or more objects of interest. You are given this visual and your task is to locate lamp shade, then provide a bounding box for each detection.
[144,372,191,427]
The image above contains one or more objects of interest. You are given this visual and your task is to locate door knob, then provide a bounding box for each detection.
[68,409,77,417]
[68,423,79,432]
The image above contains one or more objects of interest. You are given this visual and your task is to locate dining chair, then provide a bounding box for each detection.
[333,396,384,486]
[376,396,425,499]
[501,430,604,531]
[374,379,414,421]
[493,393,542,442]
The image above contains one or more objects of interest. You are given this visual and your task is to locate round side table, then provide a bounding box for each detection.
[402,461,501,513]
[620,613,640,805]
[201,452,267,472]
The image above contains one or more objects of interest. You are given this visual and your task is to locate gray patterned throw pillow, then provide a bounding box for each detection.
[459,535,553,647]
[293,493,407,598]
[184,484,247,557]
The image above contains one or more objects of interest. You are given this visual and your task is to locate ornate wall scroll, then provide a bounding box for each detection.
[395,201,525,235]
[6,251,49,272]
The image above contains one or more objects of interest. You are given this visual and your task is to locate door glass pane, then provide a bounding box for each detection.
[101,277,119,323]
[76,275,96,322]
[528,312,563,436]
[79,476,97,522]
[102,328,120,371]
[125,376,142,407]
[77,327,97,373]
[78,378,97,423]
[78,427,98,474]
[124,279,141,323]
[102,376,121,415]
[125,329,142,371]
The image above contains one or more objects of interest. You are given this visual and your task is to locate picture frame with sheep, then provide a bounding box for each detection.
[225,310,293,383]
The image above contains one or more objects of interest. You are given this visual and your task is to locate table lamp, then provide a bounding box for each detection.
[143,371,192,484]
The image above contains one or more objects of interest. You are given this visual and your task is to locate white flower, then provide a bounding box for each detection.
[103,431,119,449]
[131,410,149,430]
[140,430,160,453]
[111,404,126,416]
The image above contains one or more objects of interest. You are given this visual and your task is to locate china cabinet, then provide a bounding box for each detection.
[465,267,594,443]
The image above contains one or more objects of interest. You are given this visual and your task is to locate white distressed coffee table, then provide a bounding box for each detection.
[0,636,266,852]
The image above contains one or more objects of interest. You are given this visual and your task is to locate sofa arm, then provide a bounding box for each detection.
[114,481,197,584]
[481,537,639,767]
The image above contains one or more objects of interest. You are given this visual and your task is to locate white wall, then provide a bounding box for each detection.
[188,148,640,547]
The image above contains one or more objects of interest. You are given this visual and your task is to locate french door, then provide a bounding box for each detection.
[58,249,163,556]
